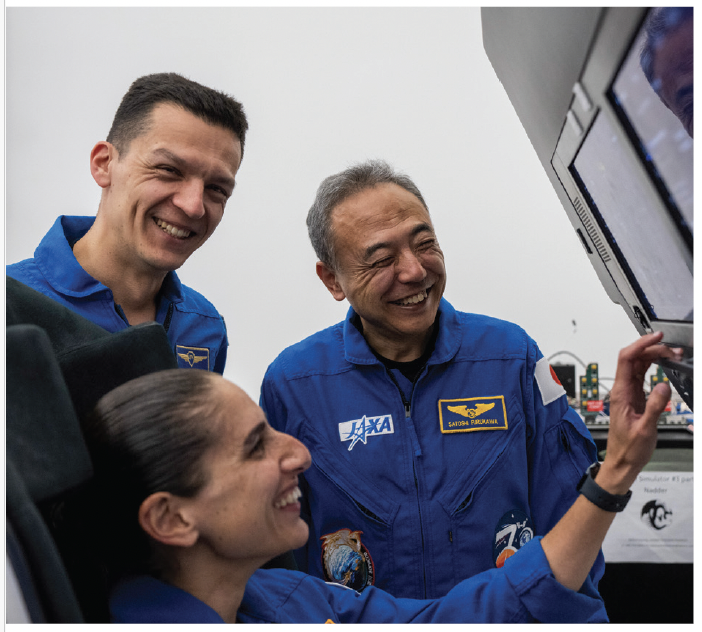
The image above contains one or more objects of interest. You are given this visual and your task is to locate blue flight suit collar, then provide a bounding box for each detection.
[342,297,462,367]
[34,215,184,305]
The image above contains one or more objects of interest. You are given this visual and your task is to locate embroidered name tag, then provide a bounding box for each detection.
[438,396,508,433]
[176,345,210,370]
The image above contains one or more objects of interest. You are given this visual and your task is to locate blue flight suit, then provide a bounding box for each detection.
[109,537,605,623]
[260,299,605,620]
[6,215,228,373]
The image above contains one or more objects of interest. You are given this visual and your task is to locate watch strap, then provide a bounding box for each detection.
[577,462,632,512]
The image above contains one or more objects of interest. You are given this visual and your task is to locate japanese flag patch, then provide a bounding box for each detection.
[535,357,566,406]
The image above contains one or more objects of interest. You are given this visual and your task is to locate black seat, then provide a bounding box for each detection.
[6,277,179,422]
[6,324,94,622]
[6,280,179,622]
[6,278,297,622]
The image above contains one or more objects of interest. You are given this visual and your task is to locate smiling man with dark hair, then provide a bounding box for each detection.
[7,73,248,373]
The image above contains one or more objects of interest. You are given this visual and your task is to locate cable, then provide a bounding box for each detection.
[547,350,588,370]
[547,351,613,394]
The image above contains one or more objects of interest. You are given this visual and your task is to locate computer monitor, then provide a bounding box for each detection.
[482,7,693,408]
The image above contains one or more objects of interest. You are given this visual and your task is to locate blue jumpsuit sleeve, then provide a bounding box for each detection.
[259,365,287,431]
[274,537,606,623]
[259,366,312,573]
[212,318,228,375]
[525,338,606,621]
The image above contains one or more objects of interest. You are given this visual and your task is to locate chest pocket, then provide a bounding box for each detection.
[431,391,525,511]
[299,422,400,592]
[435,409,530,585]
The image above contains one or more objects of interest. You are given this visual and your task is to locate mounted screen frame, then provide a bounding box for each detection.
[481,6,693,408]
[550,8,693,359]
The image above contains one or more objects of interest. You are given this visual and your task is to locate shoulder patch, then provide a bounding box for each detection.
[535,357,566,406]
[493,509,534,568]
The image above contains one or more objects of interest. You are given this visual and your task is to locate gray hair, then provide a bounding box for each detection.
[306,159,430,269]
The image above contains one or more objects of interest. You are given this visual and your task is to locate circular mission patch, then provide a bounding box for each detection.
[493,509,534,568]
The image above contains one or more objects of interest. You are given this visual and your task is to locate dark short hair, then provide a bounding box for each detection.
[79,369,223,581]
[106,72,248,157]
[306,159,430,269]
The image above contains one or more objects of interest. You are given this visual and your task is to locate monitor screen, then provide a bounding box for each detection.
[570,7,693,324]
[572,113,693,322]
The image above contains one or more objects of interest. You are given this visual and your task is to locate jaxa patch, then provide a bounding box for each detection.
[438,396,508,434]
[338,414,394,451]
[176,345,210,370]
[493,509,534,568]
[535,357,566,406]
[321,529,375,592]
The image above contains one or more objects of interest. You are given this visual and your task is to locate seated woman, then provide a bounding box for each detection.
[80,333,678,623]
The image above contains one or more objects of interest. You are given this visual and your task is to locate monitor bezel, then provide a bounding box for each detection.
[550,7,693,350]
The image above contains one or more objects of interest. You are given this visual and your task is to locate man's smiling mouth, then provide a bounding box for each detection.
[391,287,429,306]
[155,218,193,239]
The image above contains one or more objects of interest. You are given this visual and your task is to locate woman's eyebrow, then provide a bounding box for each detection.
[242,420,268,450]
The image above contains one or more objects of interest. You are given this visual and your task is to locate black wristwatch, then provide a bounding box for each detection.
[577,462,632,512]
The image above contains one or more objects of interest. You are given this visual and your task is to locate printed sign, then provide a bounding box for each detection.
[586,400,604,412]
[602,471,693,563]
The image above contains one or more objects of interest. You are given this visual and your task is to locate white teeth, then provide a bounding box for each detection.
[156,219,192,239]
[274,486,302,509]
[398,289,428,306]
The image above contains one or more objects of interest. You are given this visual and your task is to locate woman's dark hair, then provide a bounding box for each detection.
[76,369,223,584]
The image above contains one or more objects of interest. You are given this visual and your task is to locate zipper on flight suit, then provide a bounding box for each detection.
[385,367,429,598]
[163,303,174,332]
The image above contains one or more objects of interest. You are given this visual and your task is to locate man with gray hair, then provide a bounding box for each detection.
[260,159,607,619]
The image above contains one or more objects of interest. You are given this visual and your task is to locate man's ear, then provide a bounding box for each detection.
[90,141,117,188]
[316,261,346,302]
[138,492,199,548]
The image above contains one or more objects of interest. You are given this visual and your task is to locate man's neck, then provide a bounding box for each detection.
[358,320,435,363]
[72,228,165,325]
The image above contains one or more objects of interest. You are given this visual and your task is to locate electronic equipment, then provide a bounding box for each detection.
[481,7,693,410]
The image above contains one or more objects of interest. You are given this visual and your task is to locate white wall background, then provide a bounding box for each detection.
[5,6,639,400]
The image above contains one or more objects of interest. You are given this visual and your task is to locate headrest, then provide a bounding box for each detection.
[6,276,179,423]
[6,276,109,354]
[6,324,93,503]
[58,321,178,422]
